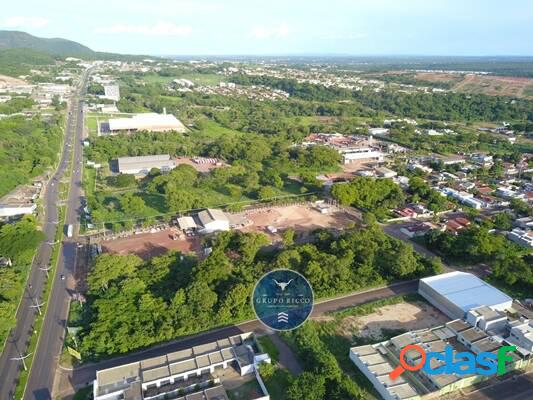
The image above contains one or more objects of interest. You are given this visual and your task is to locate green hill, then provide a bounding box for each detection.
[0,30,94,57]
[0,48,56,76]
[0,30,154,66]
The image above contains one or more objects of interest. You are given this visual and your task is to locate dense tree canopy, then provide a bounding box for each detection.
[331,177,405,218]
[0,115,63,197]
[78,226,439,358]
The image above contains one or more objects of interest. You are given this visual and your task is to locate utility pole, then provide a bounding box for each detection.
[10,352,32,371]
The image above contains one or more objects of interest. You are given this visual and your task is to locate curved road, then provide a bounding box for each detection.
[0,68,91,400]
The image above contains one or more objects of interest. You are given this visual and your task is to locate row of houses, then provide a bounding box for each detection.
[350,272,533,400]
[93,332,271,400]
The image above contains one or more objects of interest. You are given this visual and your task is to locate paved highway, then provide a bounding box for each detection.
[0,68,90,400]
[23,68,92,400]
[53,280,418,397]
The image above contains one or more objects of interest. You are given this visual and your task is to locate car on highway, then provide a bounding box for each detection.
[60,274,65,281]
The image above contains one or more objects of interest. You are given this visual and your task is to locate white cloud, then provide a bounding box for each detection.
[251,23,291,39]
[3,16,50,29]
[94,21,193,36]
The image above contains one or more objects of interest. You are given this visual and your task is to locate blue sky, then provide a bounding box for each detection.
[2,0,533,56]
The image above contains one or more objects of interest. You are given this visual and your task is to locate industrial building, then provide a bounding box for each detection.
[102,113,186,135]
[418,272,513,320]
[93,332,270,400]
[116,154,176,176]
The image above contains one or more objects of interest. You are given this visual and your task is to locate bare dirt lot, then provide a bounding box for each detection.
[333,301,449,340]
[102,229,202,260]
[237,204,359,240]
[453,74,533,98]
[101,204,359,259]
[0,74,27,88]
[415,71,533,98]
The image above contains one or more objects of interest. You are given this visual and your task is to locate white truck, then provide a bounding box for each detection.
[67,224,73,238]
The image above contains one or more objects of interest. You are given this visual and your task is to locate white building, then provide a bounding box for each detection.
[349,345,419,400]
[105,113,187,134]
[375,167,397,178]
[103,84,120,101]
[0,203,36,218]
[350,320,526,400]
[93,332,270,400]
[117,154,176,176]
[471,154,493,166]
[368,128,390,135]
[439,187,485,209]
[418,272,513,320]
[197,209,230,234]
[466,306,508,333]
[339,146,384,164]
[507,228,533,248]
[507,319,533,352]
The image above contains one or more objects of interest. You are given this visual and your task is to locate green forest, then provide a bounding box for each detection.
[0,217,45,347]
[231,74,533,122]
[0,115,63,197]
[75,225,441,358]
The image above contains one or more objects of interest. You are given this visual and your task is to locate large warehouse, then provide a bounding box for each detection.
[418,271,513,319]
[117,154,176,175]
[105,113,186,134]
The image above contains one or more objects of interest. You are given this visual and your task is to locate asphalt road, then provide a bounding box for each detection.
[0,68,91,400]
[23,69,92,400]
[463,371,533,400]
[54,280,418,397]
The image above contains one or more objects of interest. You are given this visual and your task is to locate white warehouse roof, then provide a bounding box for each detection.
[420,271,512,314]
[108,113,186,132]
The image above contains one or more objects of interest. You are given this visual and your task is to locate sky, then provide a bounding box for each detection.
[2,0,533,56]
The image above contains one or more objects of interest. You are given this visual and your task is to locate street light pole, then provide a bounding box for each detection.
[39,264,53,278]
[29,300,45,316]
[10,352,32,371]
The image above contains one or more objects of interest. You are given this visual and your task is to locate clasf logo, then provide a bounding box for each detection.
[389,344,516,380]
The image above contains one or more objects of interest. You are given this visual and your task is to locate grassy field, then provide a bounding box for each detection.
[263,368,291,400]
[141,72,226,86]
[227,379,264,400]
[195,118,245,139]
[258,336,280,364]
[179,73,226,86]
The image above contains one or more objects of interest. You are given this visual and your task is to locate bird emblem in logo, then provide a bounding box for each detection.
[273,279,293,291]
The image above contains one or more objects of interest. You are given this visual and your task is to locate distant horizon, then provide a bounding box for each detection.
[159,54,533,59]
[2,0,533,57]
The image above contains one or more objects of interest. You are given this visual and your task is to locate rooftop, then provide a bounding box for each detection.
[420,272,512,313]
[108,113,186,132]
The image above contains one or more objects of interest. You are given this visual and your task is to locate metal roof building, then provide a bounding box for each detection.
[108,113,186,133]
[419,271,513,319]
[197,209,230,234]
[117,154,176,175]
